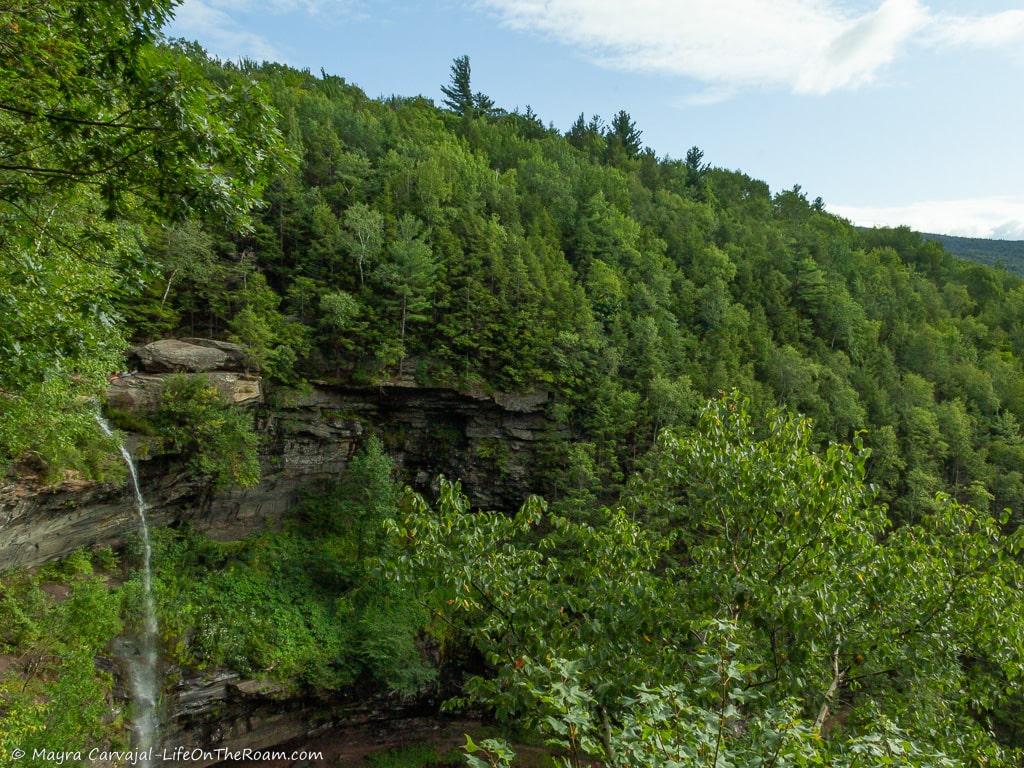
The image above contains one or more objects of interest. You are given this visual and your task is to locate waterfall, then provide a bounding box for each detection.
[96,415,160,763]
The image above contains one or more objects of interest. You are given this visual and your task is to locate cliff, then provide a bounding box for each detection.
[0,339,563,570]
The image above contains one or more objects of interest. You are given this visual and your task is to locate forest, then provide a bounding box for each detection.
[3,2,1024,766]
[923,232,1024,277]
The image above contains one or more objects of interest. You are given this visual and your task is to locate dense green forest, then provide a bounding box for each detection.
[4,3,1024,766]
[922,232,1024,277]
[122,53,1024,527]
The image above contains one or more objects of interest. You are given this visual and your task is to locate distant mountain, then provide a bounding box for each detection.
[922,232,1024,275]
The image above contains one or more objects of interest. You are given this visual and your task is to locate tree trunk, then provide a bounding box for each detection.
[398,295,407,375]
[814,640,844,734]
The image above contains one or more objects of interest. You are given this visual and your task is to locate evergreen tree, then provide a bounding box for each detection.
[472,91,499,118]
[684,146,709,192]
[441,55,474,115]
[567,113,606,158]
[608,109,643,157]
[685,145,706,173]
[378,215,438,373]
[567,113,589,146]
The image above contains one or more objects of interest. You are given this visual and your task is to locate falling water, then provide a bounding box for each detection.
[96,415,160,763]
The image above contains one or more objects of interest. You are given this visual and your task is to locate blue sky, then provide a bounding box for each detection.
[167,0,1024,239]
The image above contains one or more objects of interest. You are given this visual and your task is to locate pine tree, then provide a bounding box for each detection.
[685,145,706,174]
[472,91,498,117]
[567,113,606,158]
[441,55,474,115]
[608,110,642,157]
[685,145,708,190]
[567,113,588,147]
[379,215,438,373]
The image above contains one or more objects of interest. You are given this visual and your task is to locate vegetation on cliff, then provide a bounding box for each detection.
[0,550,125,763]
[152,437,431,694]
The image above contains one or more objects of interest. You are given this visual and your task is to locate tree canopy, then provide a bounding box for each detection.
[392,396,1024,766]
[0,1,283,475]
[108,54,1024,531]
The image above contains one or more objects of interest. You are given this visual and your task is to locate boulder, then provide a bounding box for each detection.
[205,372,262,406]
[492,390,549,413]
[180,338,253,371]
[133,339,230,373]
[106,373,167,411]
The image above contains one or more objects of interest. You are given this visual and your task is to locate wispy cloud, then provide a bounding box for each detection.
[479,0,1024,96]
[830,196,1024,239]
[168,0,366,62]
[170,1,283,61]
[930,9,1024,48]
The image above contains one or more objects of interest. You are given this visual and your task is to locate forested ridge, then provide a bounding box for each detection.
[124,55,1024,524]
[923,231,1024,277]
[4,4,1024,766]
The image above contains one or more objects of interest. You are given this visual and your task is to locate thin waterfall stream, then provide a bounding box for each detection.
[96,415,160,763]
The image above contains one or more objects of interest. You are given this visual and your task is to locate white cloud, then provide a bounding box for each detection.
[931,9,1024,47]
[479,0,1024,95]
[829,196,1024,239]
[170,0,284,61]
[168,0,366,62]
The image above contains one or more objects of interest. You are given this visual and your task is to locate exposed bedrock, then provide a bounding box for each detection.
[0,339,563,570]
[160,671,437,767]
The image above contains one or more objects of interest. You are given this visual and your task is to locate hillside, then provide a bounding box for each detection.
[109,57,1024,527]
[3,7,1024,765]
[922,231,1024,275]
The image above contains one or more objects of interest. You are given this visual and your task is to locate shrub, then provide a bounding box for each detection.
[151,439,434,694]
[0,550,125,763]
[155,374,260,489]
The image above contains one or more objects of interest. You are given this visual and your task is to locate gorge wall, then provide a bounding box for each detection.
[0,339,564,570]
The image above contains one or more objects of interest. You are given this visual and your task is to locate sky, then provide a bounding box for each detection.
[166,0,1024,239]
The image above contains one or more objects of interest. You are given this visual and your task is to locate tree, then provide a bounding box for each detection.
[441,55,474,116]
[342,202,384,285]
[0,4,281,225]
[472,91,500,118]
[567,113,606,158]
[0,1,283,476]
[390,395,1024,765]
[148,221,216,311]
[685,145,706,174]
[567,113,588,141]
[377,215,438,373]
[684,145,709,191]
[608,110,642,158]
[155,374,260,489]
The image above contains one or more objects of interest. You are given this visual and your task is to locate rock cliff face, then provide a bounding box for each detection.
[0,339,563,570]
[161,671,433,767]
